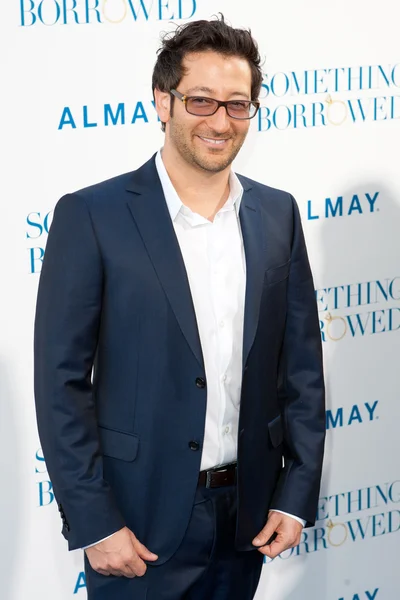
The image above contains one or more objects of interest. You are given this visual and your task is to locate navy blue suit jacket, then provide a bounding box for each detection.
[34,155,325,561]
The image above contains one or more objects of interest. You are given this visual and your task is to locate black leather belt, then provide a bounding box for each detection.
[198,462,237,488]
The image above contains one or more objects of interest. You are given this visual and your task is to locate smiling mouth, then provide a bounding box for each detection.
[197,136,230,145]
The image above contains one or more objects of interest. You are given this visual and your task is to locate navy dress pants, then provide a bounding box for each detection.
[85,484,264,600]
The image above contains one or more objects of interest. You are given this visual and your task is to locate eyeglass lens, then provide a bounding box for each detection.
[186,97,256,119]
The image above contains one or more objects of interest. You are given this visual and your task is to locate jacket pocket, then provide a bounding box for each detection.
[268,414,284,448]
[98,426,139,462]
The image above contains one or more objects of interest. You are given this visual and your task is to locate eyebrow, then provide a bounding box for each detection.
[184,86,250,99]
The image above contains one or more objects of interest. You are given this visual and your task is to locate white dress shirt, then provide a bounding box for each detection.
[83,152,304,549]
[156,150,246,471]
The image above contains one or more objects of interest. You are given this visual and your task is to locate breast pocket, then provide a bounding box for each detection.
[265,260,291,286]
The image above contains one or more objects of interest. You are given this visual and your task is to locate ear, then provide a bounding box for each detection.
[153,89,171,126]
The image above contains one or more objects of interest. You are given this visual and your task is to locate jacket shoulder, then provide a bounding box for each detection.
[238,174,293,205]
[68,171,135,206]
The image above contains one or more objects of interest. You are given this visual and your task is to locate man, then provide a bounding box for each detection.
[34,15,325,600]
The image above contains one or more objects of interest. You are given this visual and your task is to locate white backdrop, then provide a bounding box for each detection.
[1,1,399,599]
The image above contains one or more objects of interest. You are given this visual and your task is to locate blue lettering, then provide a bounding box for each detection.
[20,0,36,26]
[366,590,379,600]
[326,196,343,218]
[131,101,148,123]
[104,103,125,126]
[365,401,378,421]
[348,194,362,215]
[308,200,319,220]
[62,0,80,24]
[377,65,391,87]
[178,0,196,19]
[38,0,61,26]
[273,105,291,130]
[326,408,343,429]
[270,73,290,98]
[29,247,45,274]
[376,279,389,301]
[371,513,386,537]
[38,480,54,506]
[365,192,379,212]
[388,308,400,331]
[290,71,302,94]
[258,106,271,131]
[158,0,174,19]
[347,98,369,122]
[389,278,400,300]
[372,310,386,334]
[319,320,326,343]
[26,212,43,239]
[347,516,370,541]
[86,0,102,23]
[346,312,370,336]
[293,104,306,129]
[58,107,76,130]
[373,96,387,121]
[348,404,362,425]
[312,102,326,127]
[375,485,388,506]
[314,69,328,94]
[391,95,400,119]
[35,448,47,473]
[388,510,400,533]
[74,572,87,594]
[83,105,97,128]
[313,526,328,551]
[327,67,345,92]
[126,0,150,20]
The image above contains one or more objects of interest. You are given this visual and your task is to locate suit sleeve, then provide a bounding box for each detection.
[270,194,326,527]
[34,193,126,550]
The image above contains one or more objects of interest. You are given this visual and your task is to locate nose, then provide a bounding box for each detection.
[206,105,231,133]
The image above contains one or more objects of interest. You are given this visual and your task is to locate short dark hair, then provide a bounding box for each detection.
[152,14,263,132]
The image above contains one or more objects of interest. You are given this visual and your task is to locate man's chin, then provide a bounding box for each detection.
[192,152,235,174]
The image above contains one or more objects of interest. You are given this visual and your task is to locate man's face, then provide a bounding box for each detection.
[160,51,253,173]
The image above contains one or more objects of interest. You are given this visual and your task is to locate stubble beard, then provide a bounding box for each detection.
[168,120,247,174]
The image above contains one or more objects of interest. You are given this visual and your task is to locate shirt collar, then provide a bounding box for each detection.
[155,149,243,222]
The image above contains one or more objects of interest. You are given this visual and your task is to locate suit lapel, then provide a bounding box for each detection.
[125,157,265,373]
[239,185,265,369]
[125,156,204,369]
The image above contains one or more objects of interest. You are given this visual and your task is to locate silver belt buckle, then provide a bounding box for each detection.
[206,470,213,488]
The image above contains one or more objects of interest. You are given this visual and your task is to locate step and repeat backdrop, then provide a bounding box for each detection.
[1,1,399,599]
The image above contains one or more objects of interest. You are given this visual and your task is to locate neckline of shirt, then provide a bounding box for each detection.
[155,149,244,223]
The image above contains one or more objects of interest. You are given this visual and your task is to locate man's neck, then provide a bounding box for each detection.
[161,146,231,222]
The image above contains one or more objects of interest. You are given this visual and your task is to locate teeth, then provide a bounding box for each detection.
[200,137,227,144]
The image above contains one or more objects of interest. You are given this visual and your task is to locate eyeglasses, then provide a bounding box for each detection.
[170,89,260,120]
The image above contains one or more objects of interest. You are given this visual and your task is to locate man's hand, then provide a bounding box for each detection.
[252,511,302,559]
[85,526,158,578]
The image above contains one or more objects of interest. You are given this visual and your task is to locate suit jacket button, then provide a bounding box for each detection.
[189,441,200,451]
[195,377,206,389]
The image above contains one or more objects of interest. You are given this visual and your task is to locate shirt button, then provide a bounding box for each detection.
[222,374,227,382]
[219,321,225,328]
[224,426,230,434]
[189,441,200,451]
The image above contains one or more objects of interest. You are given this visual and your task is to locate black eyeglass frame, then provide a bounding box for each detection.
[170,89,260,120]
